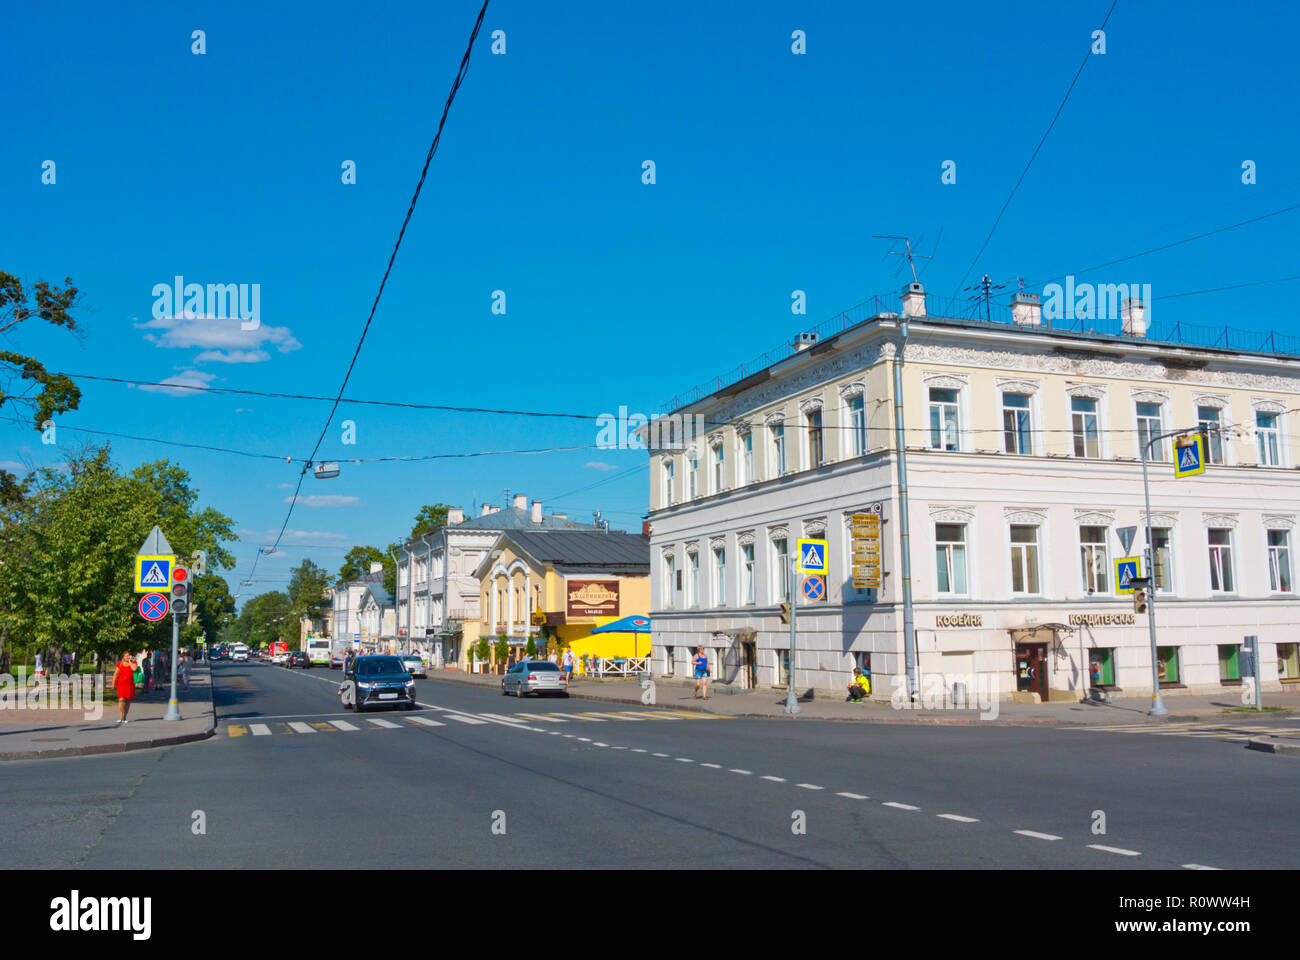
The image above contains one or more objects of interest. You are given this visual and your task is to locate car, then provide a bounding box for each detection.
[400,655,426,679]
[231,645,249,662]
[271,651,289,665]
[339,655,416,712]
[286,650,310,669]
[501,660,568,698]
[208,649,224,662]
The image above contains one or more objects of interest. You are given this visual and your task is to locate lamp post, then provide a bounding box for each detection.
[784,555,800,716]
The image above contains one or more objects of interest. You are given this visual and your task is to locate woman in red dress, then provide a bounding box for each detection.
[114,652,137,724]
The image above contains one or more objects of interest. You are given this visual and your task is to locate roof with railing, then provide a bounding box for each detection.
[661,290,1300,412]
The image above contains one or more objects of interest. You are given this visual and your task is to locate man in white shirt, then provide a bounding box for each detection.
[562,648,575,686]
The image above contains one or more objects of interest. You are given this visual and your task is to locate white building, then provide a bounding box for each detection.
[329,566,387,651]
[647,284,1300,703]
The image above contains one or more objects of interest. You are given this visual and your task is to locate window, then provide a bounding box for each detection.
[665,645,675,676]
[1268,529,1292,593]
[1009,525,1040,594]
[687,455,698,498]
[1071,397,1100,458]
[1136,401,1165,462]
[713,546,726,607]
[935,523,968,595]
[1257,412,1280,465]
[1156,646,1181,685]
[1150,528,1173,593]
[846,395,866,458]
[742,543,755,604]
[740,433,753,484]
[1208,528,1234,592]
[1197,406,1224,464]
[928,389,959,451]
[1002,393,1032,455]
[776,648,790,687]
[1088,648,1116,687]
[1279,643,1300,681]
[662,459,675,503]
[686,551,699,608]
[1079,526,1109,593]
[662,555,675,609]
[772,537,789,602]
[1218,644,1242,682]
[770,423,786,475]
[712,444,725,492]
[806,409,824,468]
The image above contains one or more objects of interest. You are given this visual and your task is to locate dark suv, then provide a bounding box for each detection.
[341,655,416,712]
[286,650,310,669]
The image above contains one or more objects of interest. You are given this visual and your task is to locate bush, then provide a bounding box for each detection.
[525,637,537,659]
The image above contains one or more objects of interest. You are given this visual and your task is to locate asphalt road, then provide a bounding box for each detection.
[2,659,1298,869]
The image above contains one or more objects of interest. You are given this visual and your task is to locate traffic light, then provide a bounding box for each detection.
[1133,588,1148,614]
[171,565,190,616]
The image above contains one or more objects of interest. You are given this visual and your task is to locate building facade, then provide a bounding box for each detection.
[647,285,1300,702]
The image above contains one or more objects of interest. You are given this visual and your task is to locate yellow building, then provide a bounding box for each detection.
[472,530,651,666]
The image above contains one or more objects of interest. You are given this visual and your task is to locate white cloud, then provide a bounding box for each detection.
[275,483,293,489]
[584,461,621,472]
[284,495,360,508]
[0,460,29,474]
[239,528,351,546]
[134,315,301,354]
[195,349,271,364]
[137,369,218,396]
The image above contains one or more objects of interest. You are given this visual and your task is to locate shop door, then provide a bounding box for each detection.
[1016,644,1047,699]
[742,642,757,690]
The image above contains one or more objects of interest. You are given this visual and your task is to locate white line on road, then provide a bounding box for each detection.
[729,768,752,775]
[761,775,786,782]
[937,814,979,823]
[796,783,823,790]
[447,715,487,725]
[329,720,359,731]
[1088,844,1141,856]
[835,792,868,800]
[593,742,609,747]
[578,738,592,742]
[517,713,565,722]
[1014,830,1062,841]
[700,763,721,768]
[631,748,647,753]
[570,714,607,722]
[1182,864,1221,870]
[610,745,627,750]
[404,716,445,727]
[652,752,670,757]
[288,722,316,734]
[478,713,528,724]
[250,723,271,736]
[676,758,694,763]
[367,718,401,729]
[883,802,919,811]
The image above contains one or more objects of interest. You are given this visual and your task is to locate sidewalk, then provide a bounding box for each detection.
[423,670,1300,726]
[0,664,217,761]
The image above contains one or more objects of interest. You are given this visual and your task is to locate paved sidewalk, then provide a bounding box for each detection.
[422,669,1300,726]
[0,664,217,761]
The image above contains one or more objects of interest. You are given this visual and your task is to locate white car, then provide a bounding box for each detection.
[231,645,250,662]
[271,651,289,665]
[400,655,426,679]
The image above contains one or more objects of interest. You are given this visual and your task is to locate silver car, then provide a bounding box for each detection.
[400,655,426,678]
[501,660,568,698]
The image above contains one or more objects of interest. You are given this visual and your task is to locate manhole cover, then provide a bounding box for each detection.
[32,737,70,742]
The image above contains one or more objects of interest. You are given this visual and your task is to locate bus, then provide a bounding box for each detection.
[306,637,332,667]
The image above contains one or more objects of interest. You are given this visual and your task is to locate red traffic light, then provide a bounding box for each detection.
[173,566,188,582]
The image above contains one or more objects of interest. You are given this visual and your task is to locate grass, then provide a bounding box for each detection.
[1222,705,1292,714]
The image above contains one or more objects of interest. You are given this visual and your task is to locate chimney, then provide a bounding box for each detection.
[641,520,651,537]
[448,507,464,525]
[513,493,528,511]
[791,331,819,353]
[369,561,384,574]
[1011,292,1042,327]
[1121,297,1146,337]
[531,499,542,524]
[481,503,492,517]
[553,512,567,521]
[901,281,927,318]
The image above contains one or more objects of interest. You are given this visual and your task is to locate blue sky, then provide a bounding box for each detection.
[3,0,1298,601]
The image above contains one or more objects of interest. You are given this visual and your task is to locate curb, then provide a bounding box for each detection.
[1246,735,1300,757]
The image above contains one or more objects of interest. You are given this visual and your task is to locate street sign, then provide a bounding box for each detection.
[1114,557,1141,595]
[137,524,174,557]
[135,555,174,593]
[1116,526,1137,555]
[139,592,169,621]
[796,538,828,575]
[851,507,882,590]
[800,573,826,602]
[1173,434,1206,478]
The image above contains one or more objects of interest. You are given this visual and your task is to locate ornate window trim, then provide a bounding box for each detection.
[1141,511,1179,528]
[709,536,726,552]
[995,377,1041,396]
[1263,514,1296,531]
[661,545,677,560]
[921,371,969,390]
[764,411,786,427]
[707,431,725,450]
[1004,508,1047,524]
[684,541,699,557]
[733,419,752,437]
[1065,382,1107,400]
[768,525,789,541]
[1073,509,1116,526]
[1251,397,1287,415]
[737,530,755,547]
[929,504,974,524]
[1130,387,1171,405]
[798,395,825,414]
[803,517,828,538]
[838,380,866,400]
[1193,393,1229,410]
[1202,512,1239,528]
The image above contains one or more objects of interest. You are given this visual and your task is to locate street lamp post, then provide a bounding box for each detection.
[785,554,800,716]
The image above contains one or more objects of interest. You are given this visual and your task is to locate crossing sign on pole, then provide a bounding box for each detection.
[1173,434,1206,478]
[135,555,174,593]
[796,538,828,575]
[1115,557,1141,595]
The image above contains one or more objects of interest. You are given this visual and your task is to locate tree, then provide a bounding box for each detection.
[411,503,456,539]
[288,559,331,625]
[475,637,490,665]
[493,634,509,668]
[246,592,293,648]
[525,637,537,659]
[190,575,235,645]
[338,545,385,583]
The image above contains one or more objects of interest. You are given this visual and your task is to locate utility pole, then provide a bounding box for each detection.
[784,555,800,716]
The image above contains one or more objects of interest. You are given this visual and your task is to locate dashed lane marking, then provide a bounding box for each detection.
[761,775,786,782]
[796,783,824,790]
[367,717,401,729]
[836,792,868,800]
[1014,830,1062,841]
[405,716,445,727]
[937,814,979,823]
[1088,844,1141,856]
[447,715,487,725]
[329,720,360,731]
[883,802,920,811]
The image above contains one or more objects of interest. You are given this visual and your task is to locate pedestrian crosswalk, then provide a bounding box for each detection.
[224,707,724,738]
[1066,721,1299,743]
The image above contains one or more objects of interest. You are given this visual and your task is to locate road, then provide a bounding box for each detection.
[3,660,1298,869]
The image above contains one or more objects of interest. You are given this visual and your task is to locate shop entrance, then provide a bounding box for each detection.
[1016,643,1048,699]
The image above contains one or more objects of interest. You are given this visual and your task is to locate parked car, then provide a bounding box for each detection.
[400,655,426,678]
[501,660,568,698]
[271,651,289,665]
[286,650,310,669]
[340,655,416,712]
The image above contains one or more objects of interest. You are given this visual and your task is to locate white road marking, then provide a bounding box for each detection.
[836,792,868,800]
[623,712,681,720]
[1182,864,1221,870]
[570,714,608,722]
[796,783,824,790]
[328,720,359,732]
[250,723,271,736]
[761,775,786,782]
[447,715,487,725]
[700,762,721,768]
[1014,830,1062,841]
[578,737,592,742]
[478,713,528,724]
[676,758,694,763]
[288,722,316,734]
[562,734,575,738]
[593,742,609,747]
[729,768,752,775]
[631,748,648,753]
[404,716,445,727]
[937,814,979,823]
[367,718,401,729]
[883,802,919,811]
[611,745,627,750]
[1088,844,1141,856]
[584,712,644,721]
[517,713,565,722]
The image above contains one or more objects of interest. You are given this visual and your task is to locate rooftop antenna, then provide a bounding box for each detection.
[873,235,933,284]
[963,273,1006,323]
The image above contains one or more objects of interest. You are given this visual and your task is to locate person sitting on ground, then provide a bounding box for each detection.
[847,668,870,702]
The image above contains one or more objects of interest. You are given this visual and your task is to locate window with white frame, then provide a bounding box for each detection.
[928,389,960,451]
[662,458,675,504]
[845,394,866,458]
[711,442,725,492]
[772,536,789,602]
[1208,528,1235,593]
[1002,393,1032,455]
[662,554,675,608]
[1079,525,1109,593]
[1257,412,1281,465]
[1197,406,1224,464]
[739,432,753,484]
[741,543,755,604]
[1009,525,1040,594]
[687,454,699,498]
[686,550,699,608]
[806,408,824,468]
[934,523,968,595]
[1071,396,1100,458]
[713,545,727,606]
[770,422,787,475]
[1151,527,1173,593]
[1136,401,1166,462]
[1268,529,1292,593]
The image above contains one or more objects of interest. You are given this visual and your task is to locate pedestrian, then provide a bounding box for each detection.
[141,653,152,692]
[692,646,709,700]
[114,651,138,724]
[846,668,870,702]
[180,652,191,690]
[63,652,73,677]
[33,652,44,677]
[562,648,575,686]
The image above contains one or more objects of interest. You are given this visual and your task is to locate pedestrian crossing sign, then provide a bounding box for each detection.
[796,538,828,574]
[1173,434,1205,478]
[1114,557,1141,595]
[134,554,174,593]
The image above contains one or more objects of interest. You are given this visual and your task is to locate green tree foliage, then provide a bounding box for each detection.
[525,637,537,659]
[338,545,386,583]
[475,637,490,664]
[245,591,293,648]
[410,503,455,538]
[190,574,235,644]
[288,559,331,625]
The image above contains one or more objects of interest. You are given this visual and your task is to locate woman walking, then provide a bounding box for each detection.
[114,652,138,724]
